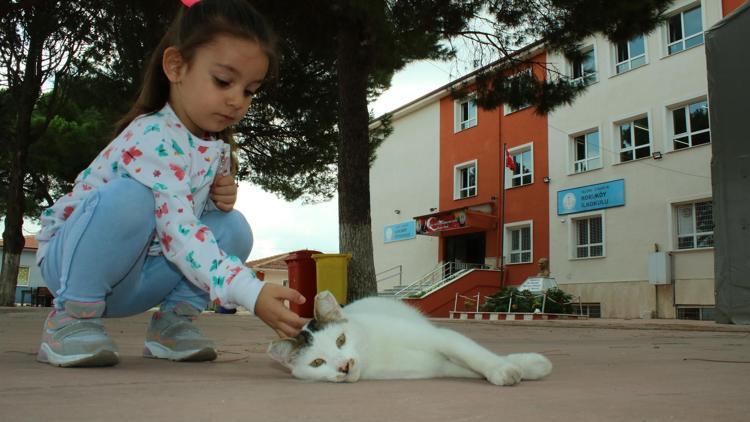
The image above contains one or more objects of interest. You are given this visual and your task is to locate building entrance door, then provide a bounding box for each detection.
[444,232,486,273]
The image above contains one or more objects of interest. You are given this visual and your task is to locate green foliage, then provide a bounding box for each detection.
[543,287,574,314]
[481,286,574,314]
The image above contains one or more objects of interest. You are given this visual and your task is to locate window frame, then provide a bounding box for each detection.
[570,44,598,85]
[454,95,477,133]
[506,143,534,188]
[674,199,714,250]
[670,98,710,151]
[570,212,605,260]
[571,129,602,174]
[615,114,652,163]
[453,160,478,200]
[614,35,647,75]
[504,220,533,265]
[666,4,704,55]
[503,69,533,115]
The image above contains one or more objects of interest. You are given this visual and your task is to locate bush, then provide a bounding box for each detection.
[543,287,574,314]
[480,286,574,313]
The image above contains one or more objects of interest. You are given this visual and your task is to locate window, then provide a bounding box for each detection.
[504,69,533,114]
[572,130,601,173]
[574,216,603,258]
[571,46,597,85]
[509,226,532,264]
[667,5,704,55]
[17,266,29,287]
[676,200,713,249]
[615,36,646,74]
[455,161,477,199]
[455,97,477,131]
[677,306,714,321]
[618,117,650,162]
[509,148,533,187]
[672,100,710,150]
[571,303,602,318]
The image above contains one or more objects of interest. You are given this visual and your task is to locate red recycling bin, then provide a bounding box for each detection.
[284,249,321,318]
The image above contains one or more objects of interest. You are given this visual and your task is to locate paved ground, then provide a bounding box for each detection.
[2,306,750,422]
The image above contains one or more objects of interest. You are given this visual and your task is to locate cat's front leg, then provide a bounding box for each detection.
[435,328,523,386]
[484,360,523,386]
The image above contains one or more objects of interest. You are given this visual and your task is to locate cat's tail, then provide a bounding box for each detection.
[506,353,552,380]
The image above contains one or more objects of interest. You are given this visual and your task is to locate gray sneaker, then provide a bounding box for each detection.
[143,302,217,362]
[37,300,119,367]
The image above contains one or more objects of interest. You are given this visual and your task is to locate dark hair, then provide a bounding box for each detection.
[116,0,278,175]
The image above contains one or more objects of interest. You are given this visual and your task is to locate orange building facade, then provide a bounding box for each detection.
[422,51,549,287]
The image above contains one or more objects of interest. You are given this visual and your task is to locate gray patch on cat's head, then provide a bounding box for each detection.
[267,322,322,367]
[305,318,324,334]
[268,332,311,368]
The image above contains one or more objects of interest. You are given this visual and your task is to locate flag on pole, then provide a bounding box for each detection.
[505,148,516,172]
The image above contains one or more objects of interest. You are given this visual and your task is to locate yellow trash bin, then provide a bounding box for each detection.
[312,253,352,305]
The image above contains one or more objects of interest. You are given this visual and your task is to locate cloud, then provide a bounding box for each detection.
[234,183,340,259]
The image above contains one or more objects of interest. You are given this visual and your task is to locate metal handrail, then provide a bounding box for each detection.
[376,264,402,285]
[392,262,488,299]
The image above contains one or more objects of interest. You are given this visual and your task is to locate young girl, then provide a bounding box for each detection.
[35,0,307,367]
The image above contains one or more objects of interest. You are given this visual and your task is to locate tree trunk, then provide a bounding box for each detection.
[335,10,377,302]
[0,5,47,306]
[0,141,28,305]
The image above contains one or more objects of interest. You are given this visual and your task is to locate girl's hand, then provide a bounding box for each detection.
[255,284,308,338]
[210,175,238,212]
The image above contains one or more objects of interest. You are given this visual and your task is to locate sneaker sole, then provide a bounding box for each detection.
[143,341,217,362]
[37,343,119,367]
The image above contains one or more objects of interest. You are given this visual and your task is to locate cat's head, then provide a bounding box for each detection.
[267,290,360,383]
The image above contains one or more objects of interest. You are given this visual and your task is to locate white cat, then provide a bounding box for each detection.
[268,291,552,385]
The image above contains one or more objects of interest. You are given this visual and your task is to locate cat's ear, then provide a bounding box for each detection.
[314,290,345,323]
[267,338,298,369]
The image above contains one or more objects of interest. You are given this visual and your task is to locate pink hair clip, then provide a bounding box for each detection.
[181,0,200,7]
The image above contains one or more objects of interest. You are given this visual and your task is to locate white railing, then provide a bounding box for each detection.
[392,262,488,299]
[376,264,402,286]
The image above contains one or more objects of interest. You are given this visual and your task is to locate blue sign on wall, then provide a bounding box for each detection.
[557,179,625,215]
[384,220,416,243]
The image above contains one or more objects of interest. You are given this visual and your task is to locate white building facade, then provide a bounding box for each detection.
[370,99,441,290]
[546,0,721,319]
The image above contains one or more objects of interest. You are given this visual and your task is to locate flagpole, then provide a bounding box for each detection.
[500,143,507,289]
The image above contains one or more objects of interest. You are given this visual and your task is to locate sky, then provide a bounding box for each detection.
[3,59,458,261]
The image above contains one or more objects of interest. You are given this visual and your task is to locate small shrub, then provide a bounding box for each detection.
[480,286,574,313]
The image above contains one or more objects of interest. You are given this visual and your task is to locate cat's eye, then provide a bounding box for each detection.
[336,334,346,348]
[310,358,326,368]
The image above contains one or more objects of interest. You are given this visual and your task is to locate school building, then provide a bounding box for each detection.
[370,0,747,319]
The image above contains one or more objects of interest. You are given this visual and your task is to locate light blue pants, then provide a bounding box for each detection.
[40,178,253,317]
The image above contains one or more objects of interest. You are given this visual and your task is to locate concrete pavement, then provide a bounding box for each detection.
[2,306,749,422]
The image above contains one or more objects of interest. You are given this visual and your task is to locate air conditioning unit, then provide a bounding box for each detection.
[648,252,672,285]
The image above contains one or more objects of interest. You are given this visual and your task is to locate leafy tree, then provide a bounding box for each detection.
[0,0,105,305]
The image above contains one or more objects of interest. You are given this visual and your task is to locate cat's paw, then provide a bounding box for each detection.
[507,353,552,380]
[485,363,523,386]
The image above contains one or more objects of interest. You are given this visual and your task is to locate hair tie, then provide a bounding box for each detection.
[181,0,200,7]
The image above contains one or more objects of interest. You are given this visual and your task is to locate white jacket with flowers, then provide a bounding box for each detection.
[37,104,264,313]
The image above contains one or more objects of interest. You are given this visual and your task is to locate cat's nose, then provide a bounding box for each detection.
[338,359,354,374]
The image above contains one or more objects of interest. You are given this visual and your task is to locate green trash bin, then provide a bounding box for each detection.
[312,253,352,305]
